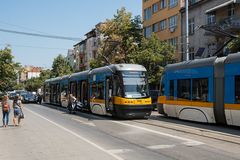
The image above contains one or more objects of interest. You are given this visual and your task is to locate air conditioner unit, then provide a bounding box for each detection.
[169,27,175,33]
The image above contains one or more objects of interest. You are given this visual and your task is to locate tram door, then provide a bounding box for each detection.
[56,84,60,104]
[80,80,88,107]
[70,82,77,98]
[106,77,113,112]
[50,84,54,103]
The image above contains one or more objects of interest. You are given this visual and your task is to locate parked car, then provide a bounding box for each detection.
[149,90,159,110]
[22,92,38,103]
[9,92,17,100]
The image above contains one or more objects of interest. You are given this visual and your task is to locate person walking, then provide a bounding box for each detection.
[2,95,10,127]
[12,95,23,126]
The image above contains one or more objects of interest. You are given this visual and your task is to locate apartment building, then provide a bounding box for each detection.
[181,0,240,60]
[73,40,86,71]
[73,23,102,71]
[66,49,75,69]
[19,66,43,82]
[142,0,185,60]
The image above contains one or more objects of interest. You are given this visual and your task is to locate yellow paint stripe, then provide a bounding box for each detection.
[225,104,240,110]
[158,96,213,108]
[90,98,105,104]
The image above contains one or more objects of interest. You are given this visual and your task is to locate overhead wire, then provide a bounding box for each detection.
[0,28,81,41]
[0,43,69,51]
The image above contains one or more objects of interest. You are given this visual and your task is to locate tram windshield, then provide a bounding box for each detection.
[121,71,149,98]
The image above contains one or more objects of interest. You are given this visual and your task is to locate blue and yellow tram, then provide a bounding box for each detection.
[158,53,240,126]
[43,64,152,118]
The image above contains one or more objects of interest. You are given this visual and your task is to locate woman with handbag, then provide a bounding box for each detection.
[12,95,24,126]
[2,95,10,127]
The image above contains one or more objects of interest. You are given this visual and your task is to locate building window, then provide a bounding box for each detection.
[144,26,152,38]
[169,0,178,8]
[144,7,152,20]
[207,12,216,25]
[169,37,178,48]
[192,78,208,102]
[235,75,240,103]
[160,0,167,9]
[189,18,195,35]
[228,4,235,17]
[152,3,159,13]
[189,47,195,60]
[169,80,174,100]
[152,23,159,32]
[144,0,149,2]
[169,15,178,30]
[160,19,167,31]
[177,79,191,100]
[189,0,199,5]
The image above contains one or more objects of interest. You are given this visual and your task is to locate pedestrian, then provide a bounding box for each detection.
[68,94,77,112]
[1,95,10,127]
[12,95,23,126]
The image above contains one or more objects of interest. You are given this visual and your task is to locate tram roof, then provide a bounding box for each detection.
[90,64,146,74]
[164,56,217,72]
[225,52,240,64]
[69,70,89,80]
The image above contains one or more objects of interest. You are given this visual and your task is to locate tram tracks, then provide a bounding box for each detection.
[132,117,240,145]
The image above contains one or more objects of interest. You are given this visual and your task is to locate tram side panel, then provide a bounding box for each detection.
[224,62,240,126]
[159,66,216,123]
[89,72,111,116]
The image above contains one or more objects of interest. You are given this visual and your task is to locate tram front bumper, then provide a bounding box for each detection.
[115,104,153,119]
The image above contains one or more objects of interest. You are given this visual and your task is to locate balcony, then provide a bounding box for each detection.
[219,16,240,32]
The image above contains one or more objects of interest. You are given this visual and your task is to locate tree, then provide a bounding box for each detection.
[228,36,240,53]
[51,54,73,77]
[90,7,142,68]
[131,34,176,87]
[24,77,42,92]
[39,69,51,81]
[0,48,19,92]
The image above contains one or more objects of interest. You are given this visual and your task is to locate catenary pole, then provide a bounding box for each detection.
[186,0,189,61]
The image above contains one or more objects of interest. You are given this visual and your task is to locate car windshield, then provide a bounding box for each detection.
[122,71,149,98]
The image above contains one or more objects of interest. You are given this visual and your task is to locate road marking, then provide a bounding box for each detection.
[25,108,124,160]
[112,121,204,146]
[72,118,96,127]
[147,144,176,149]
[108,149,133,154]
[182,141,204,146]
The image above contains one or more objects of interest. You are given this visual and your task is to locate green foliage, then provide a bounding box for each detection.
[40,69,52,81]
[91,7,142,68]
[51,54,73,77]
[228,36,240,53]
[13,83,25,90]
[0,48,19,92]
[24,77,42,92]
[131,34,176,86]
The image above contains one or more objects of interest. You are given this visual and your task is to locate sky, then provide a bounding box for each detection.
[0,0,142,69]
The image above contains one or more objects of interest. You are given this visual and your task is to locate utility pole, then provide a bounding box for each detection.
[186,0,189,61]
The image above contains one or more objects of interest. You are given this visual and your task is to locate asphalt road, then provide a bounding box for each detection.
[0,103,240,160]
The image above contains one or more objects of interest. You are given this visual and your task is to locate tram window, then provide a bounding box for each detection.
[113,75,122,97]
[70,82,77,97]
[177,79,191,100]
[81,81,87,100]
[169,80,174,100]
[91,83,97,98]
[235,76,240,104]
[96,82,104,99]
[192,78,208,102]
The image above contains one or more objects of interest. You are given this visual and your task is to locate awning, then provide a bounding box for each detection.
[205,0,236,14]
